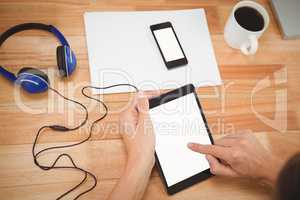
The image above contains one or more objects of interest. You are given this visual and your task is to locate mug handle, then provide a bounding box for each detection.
[240,35,258,55]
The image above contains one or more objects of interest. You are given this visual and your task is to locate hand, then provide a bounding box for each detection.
[108,93,156,200]
[120,92,155,170]
[188,132,283,185]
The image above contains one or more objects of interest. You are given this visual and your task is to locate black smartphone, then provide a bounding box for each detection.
[150,22,188,69]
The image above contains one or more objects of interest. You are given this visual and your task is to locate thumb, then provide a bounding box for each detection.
[137,96,153,134]
[206,155,238,177]
[137,95,149,120]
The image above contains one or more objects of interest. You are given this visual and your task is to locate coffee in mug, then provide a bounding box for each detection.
[234,6,265,32]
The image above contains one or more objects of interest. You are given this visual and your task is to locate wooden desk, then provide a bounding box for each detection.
[0,0,299,199]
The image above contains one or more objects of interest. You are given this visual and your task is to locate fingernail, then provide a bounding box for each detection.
[205,155,212,164]
[187,143,195,148]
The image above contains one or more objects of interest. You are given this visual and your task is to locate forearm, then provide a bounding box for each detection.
[108,155,155,200]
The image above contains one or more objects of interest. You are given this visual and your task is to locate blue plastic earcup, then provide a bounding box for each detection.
[56,45,76,77]
[16,67,49,93]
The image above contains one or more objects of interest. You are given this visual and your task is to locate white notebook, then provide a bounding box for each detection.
[84,9,222,94]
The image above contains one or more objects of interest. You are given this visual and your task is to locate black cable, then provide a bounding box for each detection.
[81,84,139,124]
[32,87,96,200]
[32,84,138,200]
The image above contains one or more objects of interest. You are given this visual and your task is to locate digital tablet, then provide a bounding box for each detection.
[148,84,214,195]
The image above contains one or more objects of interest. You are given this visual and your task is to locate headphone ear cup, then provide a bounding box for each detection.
[16,67,49,93]
[18,67,49,82]
[56,45,76,77]
[68,47,76,75]
[56,46,67,77]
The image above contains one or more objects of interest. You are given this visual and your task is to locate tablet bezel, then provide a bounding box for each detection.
[149,84,214,195]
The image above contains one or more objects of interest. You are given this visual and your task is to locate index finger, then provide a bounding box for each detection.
[187,143,231,161]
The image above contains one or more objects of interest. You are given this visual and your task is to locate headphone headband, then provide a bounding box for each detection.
[0,66,17,82]
[0,23,69,47]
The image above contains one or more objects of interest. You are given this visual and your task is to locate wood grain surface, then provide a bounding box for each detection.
[0,0,299,199]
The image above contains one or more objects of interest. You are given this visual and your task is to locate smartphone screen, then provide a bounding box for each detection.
[153,27,185,62]
[150,22,188,69]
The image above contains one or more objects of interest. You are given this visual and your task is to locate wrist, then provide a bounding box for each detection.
[127,147,155,169]
[119,154,154,188]
[126,152,155,173]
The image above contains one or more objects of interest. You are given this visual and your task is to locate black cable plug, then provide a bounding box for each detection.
[49,125,70,131]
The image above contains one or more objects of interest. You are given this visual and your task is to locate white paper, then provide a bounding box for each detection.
[84,9,222,94]
[149,93,212,187]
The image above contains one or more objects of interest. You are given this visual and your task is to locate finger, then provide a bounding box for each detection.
[120,94,140,135]
[187,143,230,161]
[137,96,150,119]
[121,92,150,138]
[120,95,138,124]
[206,155,238,177]
[135,90,161,116]
[136,96,155,137]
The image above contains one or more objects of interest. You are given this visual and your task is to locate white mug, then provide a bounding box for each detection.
[224,1,269,55]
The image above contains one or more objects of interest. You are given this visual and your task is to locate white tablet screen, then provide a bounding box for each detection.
[149,93,212,187]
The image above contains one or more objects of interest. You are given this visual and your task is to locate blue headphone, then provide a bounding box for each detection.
[0,23,76,93]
